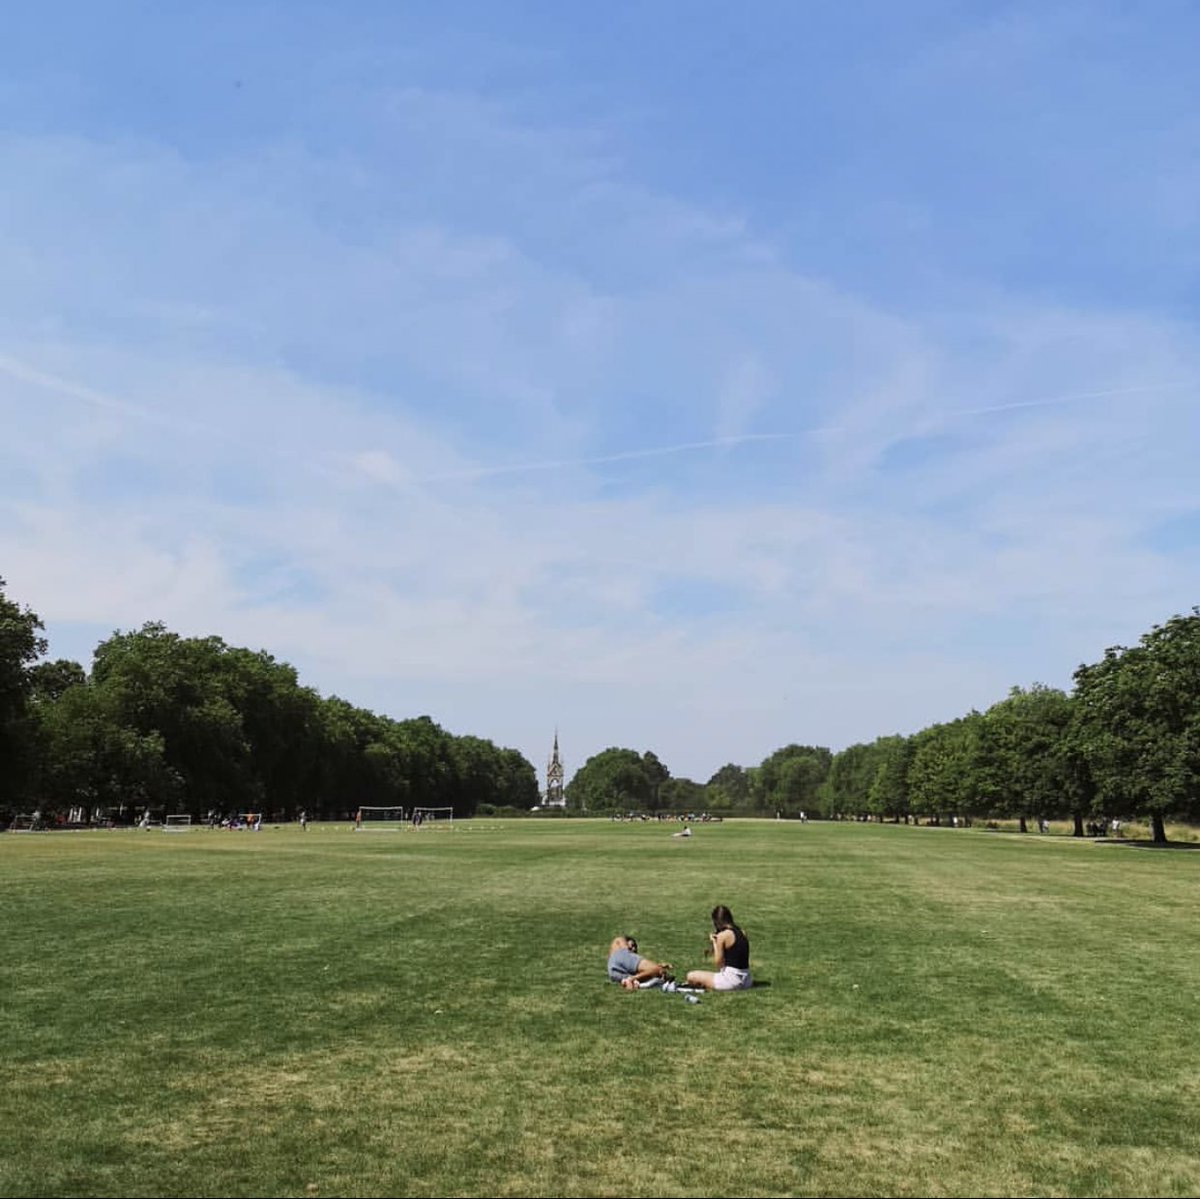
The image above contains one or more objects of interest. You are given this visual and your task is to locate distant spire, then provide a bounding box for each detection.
[546,729,565,807]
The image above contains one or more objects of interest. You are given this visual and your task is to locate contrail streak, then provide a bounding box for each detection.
[418,432,807,481]
[0,352,219,441]
[2,348,1192,485]
[418,381,1194,482]
[0,353,143,416]
[951,381,1195,420]
[0,351,345,481]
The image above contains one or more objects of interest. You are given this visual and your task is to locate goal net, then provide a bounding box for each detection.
[356,805,406,831]
[163,814,193,833]
[411,806,454,829]
[8,813,42,832]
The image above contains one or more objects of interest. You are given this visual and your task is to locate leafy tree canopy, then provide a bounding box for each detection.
[565,747,670,812]
[1074,611,1200,842]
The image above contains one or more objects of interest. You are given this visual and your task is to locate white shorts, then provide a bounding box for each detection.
[713,966,752,992]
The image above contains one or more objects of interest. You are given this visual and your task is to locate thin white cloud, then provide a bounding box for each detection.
[3,83,1200,784]
[714,353,775,442]
[951,381,1197,421]
[408,379,1197,483]
[416,432,799,482]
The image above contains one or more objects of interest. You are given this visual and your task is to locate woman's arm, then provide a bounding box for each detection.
[710,929,734,970]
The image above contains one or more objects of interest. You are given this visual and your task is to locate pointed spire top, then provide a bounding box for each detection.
[545,729,565,806]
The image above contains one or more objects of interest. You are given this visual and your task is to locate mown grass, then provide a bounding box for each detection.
[2,820,1197,1197]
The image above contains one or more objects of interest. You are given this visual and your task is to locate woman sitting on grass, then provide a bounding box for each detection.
[685,905,752,991]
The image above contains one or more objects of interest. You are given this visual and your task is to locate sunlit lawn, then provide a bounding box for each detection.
[2,818,1198,1198]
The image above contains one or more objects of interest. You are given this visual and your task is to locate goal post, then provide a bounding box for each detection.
[355,805,406,831]
[163,814,193,832]
[411,806,454,829]
[8,813,42,832]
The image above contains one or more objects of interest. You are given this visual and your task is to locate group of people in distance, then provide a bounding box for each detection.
[607,905,752,992]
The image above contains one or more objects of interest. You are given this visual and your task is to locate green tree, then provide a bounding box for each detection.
[751,744,831,816]
[28,659,86,705]
[7,602,541,826]
[0,579,48,811]
[907,717,981,824]
[866,735,913,822]
[659,776,705,811]
[91,624,255,815]
[220,647,322,818]
[1073,611,1200,843]
[494,747,539,810]
[640,750,670,812]
[449,735,538,815]
[1060,707,1098,836]
[825,742,878,818]
[390,716,456,811]
[37,683,181,813]
[706,763,750,810]
[565,748,658,812]
[981,685,1075,832]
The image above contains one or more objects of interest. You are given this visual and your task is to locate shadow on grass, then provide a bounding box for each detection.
[1102,839,1200,851]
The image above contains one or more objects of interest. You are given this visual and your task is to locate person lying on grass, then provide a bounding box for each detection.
[606,935,673,990]
[684,904,752,991]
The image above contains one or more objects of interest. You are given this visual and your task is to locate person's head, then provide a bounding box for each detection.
[711,905,735,931]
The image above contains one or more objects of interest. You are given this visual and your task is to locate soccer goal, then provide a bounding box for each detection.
[8,812,42,833]
[356,805,406,831]
[411,806,454,829]
[163,814,193,833]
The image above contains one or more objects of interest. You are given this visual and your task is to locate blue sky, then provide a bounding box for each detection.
[3,2,1199,783]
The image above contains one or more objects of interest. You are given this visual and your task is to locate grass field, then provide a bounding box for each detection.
[2,819,1198,1198]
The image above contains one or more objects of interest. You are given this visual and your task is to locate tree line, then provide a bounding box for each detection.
[565,611,1200,843]
[5,574,1199,840]
[0,579,538,825]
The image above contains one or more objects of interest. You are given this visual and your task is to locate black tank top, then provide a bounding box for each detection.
[723,924,750,971]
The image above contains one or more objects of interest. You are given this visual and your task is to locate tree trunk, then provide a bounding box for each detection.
[1018,815,1027,834]
[1073,813,1084,837]
[1151,812,1167,844]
